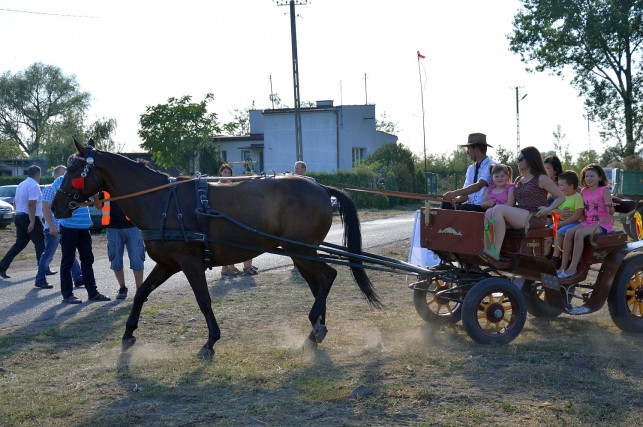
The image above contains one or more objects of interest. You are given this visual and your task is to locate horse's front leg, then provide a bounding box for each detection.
[182,265,220,358]
[122,263,179,350]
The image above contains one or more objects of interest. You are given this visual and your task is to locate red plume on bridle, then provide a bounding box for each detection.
[72,177,85,189]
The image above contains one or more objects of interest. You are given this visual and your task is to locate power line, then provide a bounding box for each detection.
[0,8,98,19]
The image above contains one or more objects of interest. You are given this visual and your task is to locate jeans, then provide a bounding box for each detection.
[60,226,98,299]
[106,227,146,271]
[0,214,45,272]
[35,229,82,286]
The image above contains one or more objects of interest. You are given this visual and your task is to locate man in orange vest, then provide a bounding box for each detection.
[97,192,145,300]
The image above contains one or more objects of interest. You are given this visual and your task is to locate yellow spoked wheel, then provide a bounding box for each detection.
[413,279,462,324]
[608,254,643,333]
[521,280,563,318]
[462,278,527,344]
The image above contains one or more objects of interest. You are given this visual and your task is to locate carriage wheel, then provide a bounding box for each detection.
[413,279,462,324]
[462,278,526,345]
[608,254,643,333]
[623,207,643,241]
[521,280,563,318]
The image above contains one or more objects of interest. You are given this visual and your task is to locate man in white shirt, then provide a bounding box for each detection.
[0,165,45,279]
[441,133,496,212]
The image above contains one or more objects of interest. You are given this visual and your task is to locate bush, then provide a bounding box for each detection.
[372,194,389,209]
[0,176,55,186]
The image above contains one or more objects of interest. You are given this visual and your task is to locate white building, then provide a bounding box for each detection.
[214,101,397,175]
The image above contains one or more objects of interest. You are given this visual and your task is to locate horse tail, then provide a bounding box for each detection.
[325,186,382,309]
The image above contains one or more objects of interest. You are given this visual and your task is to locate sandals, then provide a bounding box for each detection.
[221,266,241,277]
[243,266,259,276]
[88,293,111,302]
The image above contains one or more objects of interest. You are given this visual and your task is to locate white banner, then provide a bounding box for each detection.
[407,209,440,270]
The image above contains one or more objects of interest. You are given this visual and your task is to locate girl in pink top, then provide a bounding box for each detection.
[482,164,515,208]
[558,164,615,279]
[482,164,515,223]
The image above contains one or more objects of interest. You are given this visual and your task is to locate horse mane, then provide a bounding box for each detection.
[133,158,171,177]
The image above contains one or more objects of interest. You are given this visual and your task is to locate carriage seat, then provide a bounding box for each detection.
[505,227,553,239]
[589,230,628,246]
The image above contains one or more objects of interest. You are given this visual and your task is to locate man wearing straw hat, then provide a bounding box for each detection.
[441,133,496,212]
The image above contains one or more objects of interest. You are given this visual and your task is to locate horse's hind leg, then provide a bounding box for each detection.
[122,263,179,350]
[182,265,220,358]
[293,258,337,345]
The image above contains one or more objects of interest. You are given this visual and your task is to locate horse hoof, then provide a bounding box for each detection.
[121,336,136,351]
[197,345,214,359]
[303,338,318,351]
[313,324,328,343]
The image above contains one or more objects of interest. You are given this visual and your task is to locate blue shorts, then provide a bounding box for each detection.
[549,221,582,236]
[107,227,146,271]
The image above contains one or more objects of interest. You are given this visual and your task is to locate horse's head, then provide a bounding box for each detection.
[51,138,103,219]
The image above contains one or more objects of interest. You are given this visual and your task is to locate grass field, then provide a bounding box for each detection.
[1,238,641,426]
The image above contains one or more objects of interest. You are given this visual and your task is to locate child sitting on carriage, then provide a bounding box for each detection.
[557,164,615,279]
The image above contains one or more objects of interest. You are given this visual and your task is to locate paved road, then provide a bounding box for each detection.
[0,212,416,331]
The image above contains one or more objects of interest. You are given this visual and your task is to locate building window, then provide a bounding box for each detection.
[221,150,227,162]
[352,147,366,167]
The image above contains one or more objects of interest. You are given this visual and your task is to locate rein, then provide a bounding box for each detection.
[76,177,197,207]
[76,174,265,207]
[325,182,444,201]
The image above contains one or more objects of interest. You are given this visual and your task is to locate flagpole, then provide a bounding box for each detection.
[417,51,427,194]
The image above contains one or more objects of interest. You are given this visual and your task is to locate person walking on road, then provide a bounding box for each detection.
[0,165,45,279]
[34,165,84,289]
[96,193,145,299]
[52,169,110,304]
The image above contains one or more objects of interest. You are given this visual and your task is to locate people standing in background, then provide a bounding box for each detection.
[34,165,84,289]
[96,193,145,299]
[294,161,316,182]
[0,165,45,279]
[217,163,258,277]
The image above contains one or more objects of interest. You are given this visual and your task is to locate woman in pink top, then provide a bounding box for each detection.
[558,164,615,279]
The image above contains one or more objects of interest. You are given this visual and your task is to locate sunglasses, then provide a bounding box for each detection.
[517,155,525,162]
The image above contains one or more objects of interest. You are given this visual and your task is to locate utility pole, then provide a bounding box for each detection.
[515,86,527,154]
[275,0,307,161]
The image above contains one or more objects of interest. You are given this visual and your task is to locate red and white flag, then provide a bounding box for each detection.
[417,51,425,59]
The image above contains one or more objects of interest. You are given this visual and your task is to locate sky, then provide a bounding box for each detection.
[1,0,601,162]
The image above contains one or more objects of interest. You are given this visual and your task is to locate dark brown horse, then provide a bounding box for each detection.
[52,139,380,357]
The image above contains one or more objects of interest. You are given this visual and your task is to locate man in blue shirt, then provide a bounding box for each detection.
[34,165,83,289]
[52,174,110,304]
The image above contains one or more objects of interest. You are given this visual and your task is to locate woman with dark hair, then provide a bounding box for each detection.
[544,155,564,206]
[543,155,563,184]
[484,146,565,260]
[217,163,259,277]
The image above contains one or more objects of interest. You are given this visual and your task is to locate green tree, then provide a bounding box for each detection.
[552,124,574,169]
[0,62,91,156]
[138,94,221,174]
[365,143,416,201]
[509,0,643,157]
[223,101,255,136]
[0,139,26,158]
[574,149,599,171]
[375,112,399,135]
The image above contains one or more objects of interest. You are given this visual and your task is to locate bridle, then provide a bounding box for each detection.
[57,150,103,210]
